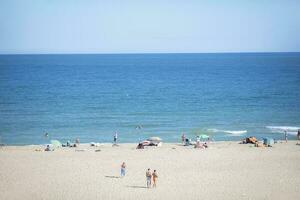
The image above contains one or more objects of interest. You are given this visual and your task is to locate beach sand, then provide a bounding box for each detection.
[0,141,300,200]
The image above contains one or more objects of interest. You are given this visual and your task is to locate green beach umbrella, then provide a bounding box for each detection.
[199,134,210,139]
[193,129,211,136]
[50,140,62,148]
[192,129,214,140]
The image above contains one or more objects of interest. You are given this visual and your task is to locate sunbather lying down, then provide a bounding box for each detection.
[240,137,257,144]
[194,142,208,149]
[255,142,264,147]
[254,141,272,147]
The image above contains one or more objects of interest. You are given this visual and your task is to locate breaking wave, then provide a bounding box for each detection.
[266,126,300,135]
[208,129,247,136]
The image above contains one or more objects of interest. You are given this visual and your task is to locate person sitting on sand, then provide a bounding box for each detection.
[45,145,51,151]
[136,143,144,149]
[194,141,204,149]
[121,162,126,177]
[152,170,158,188]
[146,168,152,188]
[185,138,191,146]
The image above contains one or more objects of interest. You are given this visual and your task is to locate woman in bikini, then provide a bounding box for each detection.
[152,170,158,188]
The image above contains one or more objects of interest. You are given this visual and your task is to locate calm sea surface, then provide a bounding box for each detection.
[0,53,300,145]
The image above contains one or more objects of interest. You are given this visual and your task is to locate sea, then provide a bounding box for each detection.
[0,53,300,145]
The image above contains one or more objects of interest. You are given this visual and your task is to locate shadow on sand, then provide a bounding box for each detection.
[126,185,148,189]
[105,175,121,179]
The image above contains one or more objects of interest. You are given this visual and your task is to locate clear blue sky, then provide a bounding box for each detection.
[0,0,300,54]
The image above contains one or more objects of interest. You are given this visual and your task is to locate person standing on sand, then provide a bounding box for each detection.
[284,130,288,143]
[297,129,300,140]
[152,170,158,188]
[181,133,186,144]
[146,168,152,188]
[114,132,118,144]
[121,162,126,177]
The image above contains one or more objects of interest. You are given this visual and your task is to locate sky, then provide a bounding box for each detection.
[0,0,300,54]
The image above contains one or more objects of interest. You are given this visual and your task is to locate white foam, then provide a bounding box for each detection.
[266,126,300,135]
[207,129,247,136]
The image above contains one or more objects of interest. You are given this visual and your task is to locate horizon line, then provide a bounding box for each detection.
[0,51,300,56]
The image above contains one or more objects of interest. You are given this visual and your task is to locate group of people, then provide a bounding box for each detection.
[44,138,80,151]
[146,168,158,188]
[181,133,209,148]
[120,162,158,188]
[62,139,80,147]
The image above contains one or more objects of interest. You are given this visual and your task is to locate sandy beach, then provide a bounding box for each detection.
[0,141,299,200]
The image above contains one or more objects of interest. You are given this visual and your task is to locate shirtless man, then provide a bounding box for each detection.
[146,168,152,188]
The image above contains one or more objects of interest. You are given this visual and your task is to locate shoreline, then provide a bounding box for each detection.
[1,139,299,148]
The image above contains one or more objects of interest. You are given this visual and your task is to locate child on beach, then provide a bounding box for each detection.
[121,162,126,177]
[152,170,158,188]
[146,168,152,188]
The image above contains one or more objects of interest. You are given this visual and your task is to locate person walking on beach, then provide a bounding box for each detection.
[114,132,118,144]
[146,168,152,188]
[297,129,300,140]
[152,170,158,188]
[121,162,126,177]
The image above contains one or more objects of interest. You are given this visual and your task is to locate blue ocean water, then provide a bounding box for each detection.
[0,53,300,145]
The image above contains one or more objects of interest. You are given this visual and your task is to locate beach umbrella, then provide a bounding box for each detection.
[193,129,210,136]
[147,136,162,142]
[199,134,210,139]
[51,140,62,148]
[141,140,151,146]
